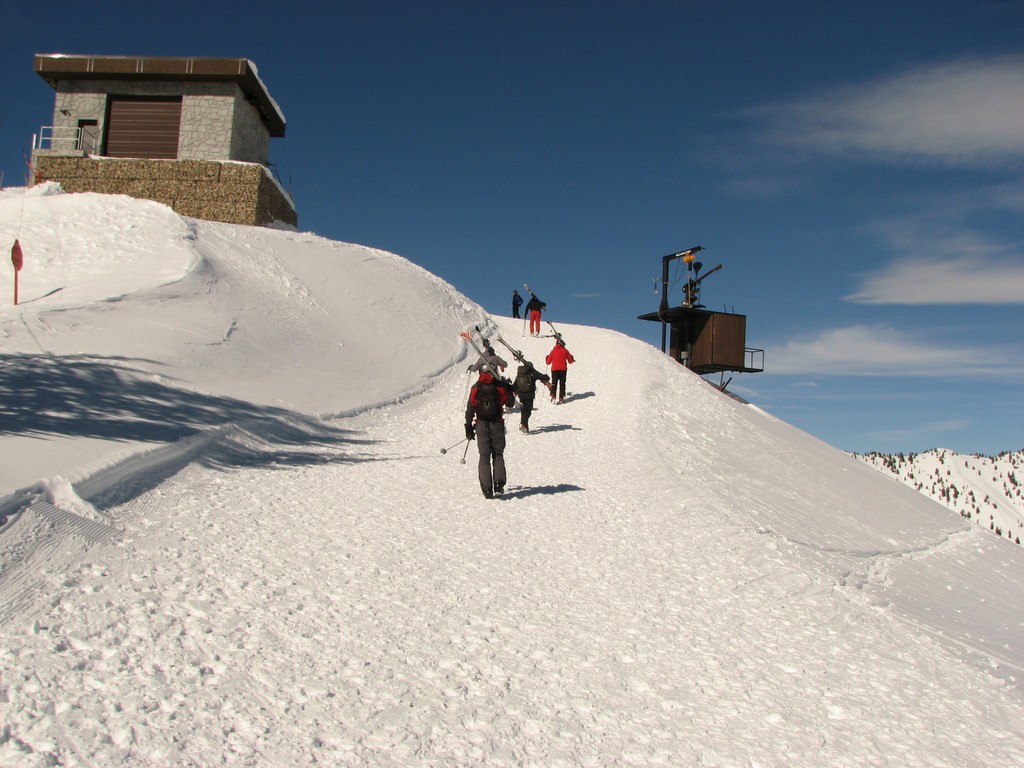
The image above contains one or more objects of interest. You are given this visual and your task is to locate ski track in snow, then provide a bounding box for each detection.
[2,318,1023,766]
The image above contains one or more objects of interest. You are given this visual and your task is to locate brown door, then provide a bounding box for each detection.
[105,97,182,159]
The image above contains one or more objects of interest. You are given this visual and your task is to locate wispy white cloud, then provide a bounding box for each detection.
[840,205,1024,304]
[846,256,1024,304]
[750,55,1024,167]
[769,324,1023,378]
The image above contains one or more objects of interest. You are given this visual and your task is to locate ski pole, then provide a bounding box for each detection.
[460,436,472,464]
[459,368,473,413]
[440,438,467,454]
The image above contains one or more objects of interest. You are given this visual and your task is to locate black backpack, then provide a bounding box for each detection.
[514,366,536,396]
[474,379,501,420]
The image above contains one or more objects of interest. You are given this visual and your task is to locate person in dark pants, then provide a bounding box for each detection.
[513,363,551,433]
[512,289,523,319]
[465,371,509,498]
[545,338,575,403]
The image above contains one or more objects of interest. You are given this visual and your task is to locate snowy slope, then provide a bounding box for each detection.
[0,184,480,499]
[2,187,1024,766]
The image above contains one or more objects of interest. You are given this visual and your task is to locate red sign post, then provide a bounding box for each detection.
[11,239,23,305]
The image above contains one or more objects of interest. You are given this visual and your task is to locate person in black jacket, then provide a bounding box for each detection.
[513,363,551,433]
[512,289,523,319]
[525,293,546,336]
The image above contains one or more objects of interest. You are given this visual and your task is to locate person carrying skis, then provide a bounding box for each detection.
[513,363,550,433]
[469,343,508,374]
[525,293,546,336]
[545,338,575,404]
[465,371,509,498]
[511,289,523,319]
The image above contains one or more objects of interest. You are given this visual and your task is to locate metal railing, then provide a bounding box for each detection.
[745,347,765,372]
[33,126,100,154]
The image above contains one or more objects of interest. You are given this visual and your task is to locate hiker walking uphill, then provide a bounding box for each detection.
[465,371,509,498]
[513,362,551,433]
[511,290,523,319]
[545,338,575,403]
[469,343,507,375]
[525,293,546,337]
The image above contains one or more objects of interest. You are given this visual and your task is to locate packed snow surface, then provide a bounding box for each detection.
[2,186,1024,766]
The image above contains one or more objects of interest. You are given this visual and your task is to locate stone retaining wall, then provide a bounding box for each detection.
[32,156,297,227]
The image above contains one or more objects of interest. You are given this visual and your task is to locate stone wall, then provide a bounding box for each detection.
[33,156,297,227]
[228,90,271,164]
[178,92,235,161]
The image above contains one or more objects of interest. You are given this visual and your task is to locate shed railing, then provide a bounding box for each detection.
[745,347,765,373]
[33,126,100,155]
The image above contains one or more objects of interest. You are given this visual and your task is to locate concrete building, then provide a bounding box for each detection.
[31,54,296,227]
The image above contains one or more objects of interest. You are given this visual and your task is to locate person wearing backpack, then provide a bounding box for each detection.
[513,363,550,433]
[545,338,575,404]
[465,371,509,498]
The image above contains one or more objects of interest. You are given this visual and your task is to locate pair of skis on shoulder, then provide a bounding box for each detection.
[459,325,552,394]
[522,284,563,342]
[458,327,504,382]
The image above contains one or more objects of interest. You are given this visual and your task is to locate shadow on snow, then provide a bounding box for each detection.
[502,484,585,499]
[0,353,375,481]
[560,391,595,403]
[527,423,582,434]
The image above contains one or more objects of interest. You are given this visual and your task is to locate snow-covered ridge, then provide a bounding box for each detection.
[857,449,1024,545]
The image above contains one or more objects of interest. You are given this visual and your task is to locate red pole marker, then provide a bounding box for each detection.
[11,239,23,305]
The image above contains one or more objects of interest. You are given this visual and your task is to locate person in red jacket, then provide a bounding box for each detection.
[465,371,509,498]
[545,338,575,404]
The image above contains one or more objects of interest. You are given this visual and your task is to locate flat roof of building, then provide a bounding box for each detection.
[637,306,746,322]
[34,54,286,137]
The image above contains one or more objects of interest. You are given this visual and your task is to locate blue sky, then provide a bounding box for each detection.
[2,1,1022,454]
